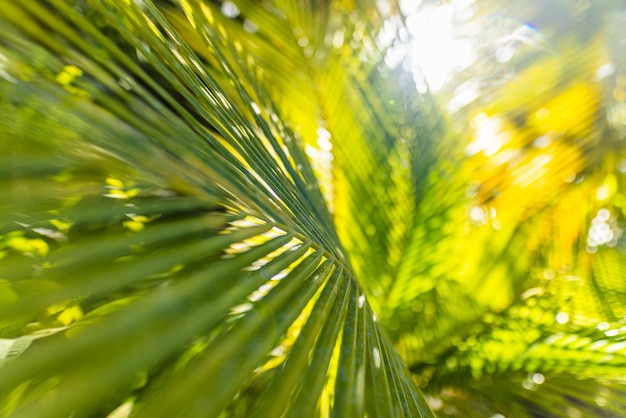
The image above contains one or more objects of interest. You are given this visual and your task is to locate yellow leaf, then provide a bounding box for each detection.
[55,65,82,86]
[123,220,145,232]
[58,306,84,326]
[49,219,73,233]
[105,177,125,188]
[7,237,49,257]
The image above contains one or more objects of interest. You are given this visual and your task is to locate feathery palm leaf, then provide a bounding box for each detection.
[0,0,435,416]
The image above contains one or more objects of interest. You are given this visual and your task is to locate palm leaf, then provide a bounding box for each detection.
[0,0,434,416]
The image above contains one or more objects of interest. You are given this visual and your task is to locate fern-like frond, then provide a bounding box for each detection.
[0,0,434,416]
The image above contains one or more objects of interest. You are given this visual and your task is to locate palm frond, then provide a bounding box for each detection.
[0,0,434,416]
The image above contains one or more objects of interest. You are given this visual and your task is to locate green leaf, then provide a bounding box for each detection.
[0,0,433,416]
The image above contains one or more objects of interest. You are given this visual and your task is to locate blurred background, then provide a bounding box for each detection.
[370,0,626,415]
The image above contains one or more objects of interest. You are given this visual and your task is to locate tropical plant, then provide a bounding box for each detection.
[0,0,625,417]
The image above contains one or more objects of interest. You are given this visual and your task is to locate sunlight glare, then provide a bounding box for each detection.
[406,4,476,92]
[0,52,15,82]
[556,312,569,324]
[466,113,507,156]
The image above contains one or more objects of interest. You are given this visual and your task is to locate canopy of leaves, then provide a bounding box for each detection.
[0,0,625,417]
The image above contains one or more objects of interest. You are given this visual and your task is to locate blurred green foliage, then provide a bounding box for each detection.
[0,0,625,417]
